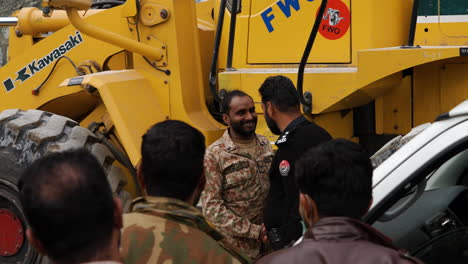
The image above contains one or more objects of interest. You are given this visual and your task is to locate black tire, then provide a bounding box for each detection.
[0,109,132,264]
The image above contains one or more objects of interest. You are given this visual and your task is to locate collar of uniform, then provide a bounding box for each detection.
[132,196,202,217]
[131,196,225,241]
[221,129,267,152]
[275,116,307,146]
[80,261,122,264]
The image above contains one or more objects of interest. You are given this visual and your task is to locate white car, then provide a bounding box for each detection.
[368,100,468,263]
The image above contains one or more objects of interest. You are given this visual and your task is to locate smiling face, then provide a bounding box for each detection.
[223,95,257,140]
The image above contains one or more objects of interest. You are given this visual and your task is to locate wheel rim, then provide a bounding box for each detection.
[0,176,37,263]
[0,208,24,256]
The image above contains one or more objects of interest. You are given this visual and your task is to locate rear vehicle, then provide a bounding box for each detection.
[368,100,468,264]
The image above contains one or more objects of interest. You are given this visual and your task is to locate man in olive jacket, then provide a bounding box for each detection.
[121,120,250,264]
[257,139,423,264]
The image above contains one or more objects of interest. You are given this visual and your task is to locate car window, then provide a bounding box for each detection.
[372,143,468,264]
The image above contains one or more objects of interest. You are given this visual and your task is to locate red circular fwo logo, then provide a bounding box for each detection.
[279,160,290,176]
[317,0,350,40]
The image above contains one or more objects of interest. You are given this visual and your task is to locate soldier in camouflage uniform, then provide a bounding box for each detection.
[121,120,250,264]
[201,90,274,260]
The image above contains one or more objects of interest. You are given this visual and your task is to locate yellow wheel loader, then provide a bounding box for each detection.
[0,0,467,262]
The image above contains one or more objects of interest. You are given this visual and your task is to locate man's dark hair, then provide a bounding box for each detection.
[141,120,205,200]
[221,90,251,114]
[296,139,373,219]
[258,75,300,113]
[19,149,115,263]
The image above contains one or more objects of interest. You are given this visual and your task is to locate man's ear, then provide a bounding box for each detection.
[299,193,311,228]
[299,193,320,227]
[266,102,274,117]
[136,161,146,193]
[197,171,206,193]
[222,113,230,127]
[188,172,206,206]
[26,229,47,256]
[364,197,373,216]
[113,197,123,229]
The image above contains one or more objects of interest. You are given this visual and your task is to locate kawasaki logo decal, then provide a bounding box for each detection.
[2,31,83,92]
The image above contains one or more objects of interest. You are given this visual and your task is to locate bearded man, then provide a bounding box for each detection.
[259,75,331,251]
[201,90,274,260]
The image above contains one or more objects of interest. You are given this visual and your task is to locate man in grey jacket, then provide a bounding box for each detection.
[258,139,423,264]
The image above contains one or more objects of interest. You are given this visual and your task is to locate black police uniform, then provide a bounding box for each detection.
[264,116,331,250]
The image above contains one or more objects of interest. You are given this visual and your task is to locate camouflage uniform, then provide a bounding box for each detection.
[121,196,250,264]
[201,130,274,259]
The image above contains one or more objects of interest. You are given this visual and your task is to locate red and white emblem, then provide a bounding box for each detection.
[317,0,350,40]
[279,160,290,176]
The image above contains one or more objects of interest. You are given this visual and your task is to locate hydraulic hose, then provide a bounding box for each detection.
[297,0,328,114]
[226,0,239,69]
[209,0,228,103]
[405,0,420,47]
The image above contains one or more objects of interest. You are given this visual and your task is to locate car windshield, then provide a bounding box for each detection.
[371,123,431,168]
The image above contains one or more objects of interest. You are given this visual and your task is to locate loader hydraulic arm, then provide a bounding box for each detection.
[44,0,164,61]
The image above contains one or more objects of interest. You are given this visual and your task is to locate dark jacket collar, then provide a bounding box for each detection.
[304,217,397,250]
[283,116,307,134]
[275,116,308,146]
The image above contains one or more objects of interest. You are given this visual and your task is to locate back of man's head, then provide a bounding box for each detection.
[19,149,116,263]
[296,139,373,219]
[141,120,206,201]
[258,75,300,113]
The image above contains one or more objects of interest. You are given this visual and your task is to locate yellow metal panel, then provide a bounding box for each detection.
[79,102,108,128]
[350,0,412,66]
[413,63,441,126]
[440,64,468,113]
[375,76,412,135]
[196,0,215,100]
[416,19,468,46]
[7,26,34,61]
[196,0,215,28]
[65,70,170,165]
[247,0,351,63]
[121,0,137,17]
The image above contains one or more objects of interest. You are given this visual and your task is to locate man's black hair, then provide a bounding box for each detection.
[295,139,373,219]
[19,149,115,263]
[221,90,251,114]
[258,75,300,113]
[141,120,205,200]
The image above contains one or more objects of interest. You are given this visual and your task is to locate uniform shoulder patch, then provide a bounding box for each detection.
[276,131,290,144]
[279,160,290,176]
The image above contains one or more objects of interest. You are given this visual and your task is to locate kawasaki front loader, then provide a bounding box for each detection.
[0,0,467,262]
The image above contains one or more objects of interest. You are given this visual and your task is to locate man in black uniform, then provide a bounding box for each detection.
[258,75,332,250]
